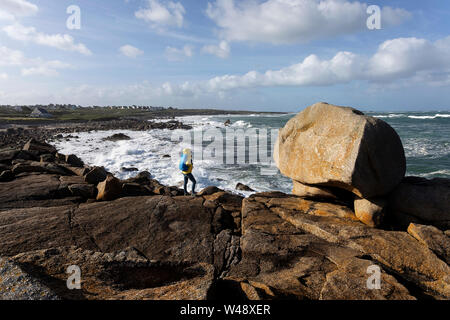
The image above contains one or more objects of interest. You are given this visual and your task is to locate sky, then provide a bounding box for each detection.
[1,0,450,111]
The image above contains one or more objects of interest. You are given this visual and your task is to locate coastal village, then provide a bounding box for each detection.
[0,104,169,119]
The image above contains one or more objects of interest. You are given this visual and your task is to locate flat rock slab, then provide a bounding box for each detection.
[10,247,214,300]
[227,193,415,300]
[0,174,70,210]
[275,205,450,299]
[408,223,450,265]
[0,205,76,256]
[0,194,240,277]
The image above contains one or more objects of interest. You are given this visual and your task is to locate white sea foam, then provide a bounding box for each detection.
[423,169,450,177]
[372,113,450,120]
[52,122,291,196]
[403,137,449,159]
[373,113,406,118]
[51,112,449,196]
[408,114,450,119]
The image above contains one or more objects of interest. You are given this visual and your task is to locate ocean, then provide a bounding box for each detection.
[52,111,450,196]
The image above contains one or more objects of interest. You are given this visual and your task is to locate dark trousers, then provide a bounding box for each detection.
[183,173,196,194]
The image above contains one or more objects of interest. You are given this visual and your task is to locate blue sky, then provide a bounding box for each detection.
[1,0,450,111]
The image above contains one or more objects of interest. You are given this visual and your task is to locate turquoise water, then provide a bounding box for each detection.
[366,111,450,179]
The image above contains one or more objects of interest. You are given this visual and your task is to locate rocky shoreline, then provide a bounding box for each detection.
[0,119,192,149]
[0,104,449,300]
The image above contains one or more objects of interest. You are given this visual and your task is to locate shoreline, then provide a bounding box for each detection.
[0,119,193,149]
[0,107,287,128]
[0,137,448,300]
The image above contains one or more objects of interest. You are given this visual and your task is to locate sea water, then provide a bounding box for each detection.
[52,111,449,196]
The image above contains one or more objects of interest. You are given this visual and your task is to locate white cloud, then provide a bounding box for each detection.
[21,60,71,76]
[0,73,8,80]
[0,46,71,77]
[0,46,24,66]
[202,41,230,59]
[368,37,445,80]
[0,0,38,21]
[0,10,15,21]
[165,44,194,61]
[3,36,450,105]
[119,45,144,58]
[3,23,92,55]
[135,0,185,29]
[160,36,450,95]
[206,0,412,44]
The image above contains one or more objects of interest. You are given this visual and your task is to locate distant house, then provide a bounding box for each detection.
[12,106,29,112]
[30,107,53,118]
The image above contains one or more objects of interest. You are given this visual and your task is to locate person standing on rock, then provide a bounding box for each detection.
[179,148,196,196]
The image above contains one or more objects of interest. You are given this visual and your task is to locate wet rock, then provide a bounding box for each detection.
[121,167,139,172]
[236,183,254,192]
[102,133,131,142]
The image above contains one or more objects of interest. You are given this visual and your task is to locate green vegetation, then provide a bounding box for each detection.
[0,105,285,125]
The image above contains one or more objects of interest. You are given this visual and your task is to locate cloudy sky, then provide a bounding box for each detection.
[0,0,450,111]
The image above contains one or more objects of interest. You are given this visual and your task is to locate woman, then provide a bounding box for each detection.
[179,148,196,196]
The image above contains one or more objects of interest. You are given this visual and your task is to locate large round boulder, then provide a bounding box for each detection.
[274,102,406,198]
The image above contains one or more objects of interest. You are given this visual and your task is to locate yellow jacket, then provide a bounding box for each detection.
[182,163,193,175]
